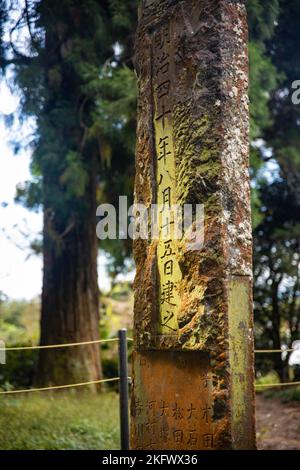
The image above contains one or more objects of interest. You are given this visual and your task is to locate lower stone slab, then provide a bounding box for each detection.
[131,350,213,450]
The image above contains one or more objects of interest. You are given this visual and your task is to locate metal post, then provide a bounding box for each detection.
[118,328,130,450]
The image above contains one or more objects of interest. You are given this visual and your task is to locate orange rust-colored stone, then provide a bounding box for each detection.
[131,351,213,450]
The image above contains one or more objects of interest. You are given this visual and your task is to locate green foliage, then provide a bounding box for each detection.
[274,386,300,403]
[1,0,137,276]
[109,0,138,32]
[0,299,40,388]
[60,151,88,198]
[248,0,300,381]
[251,185,264,230]
[0,350,38,390]
[247,0,280,42]
[97,66,137,148]
[99,283,133,390]
[247,0,281,225]
[0,284,133,391]
[255,371,280,387]
[0,299,40,344]
[247,0,281,175]
[260,383,300,403]
[15,179,42,210]
[253,179,300,379]
[248,41,279,141]
[109,282,132,300]
[0,393,119,449]
[265,0,300,201]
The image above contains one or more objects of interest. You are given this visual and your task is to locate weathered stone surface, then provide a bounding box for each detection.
[132,351,213,450]
[132,0,256,450]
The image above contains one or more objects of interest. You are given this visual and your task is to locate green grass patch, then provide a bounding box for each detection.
[0,391,120,450]
[263,385,300,403]
[255,371,280,387]
[256,372,300,402]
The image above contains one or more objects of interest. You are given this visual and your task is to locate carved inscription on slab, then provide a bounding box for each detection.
[131,351,213,450]
[152,22,182,334]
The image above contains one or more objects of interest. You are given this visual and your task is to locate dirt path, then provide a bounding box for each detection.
[256,394,300,450]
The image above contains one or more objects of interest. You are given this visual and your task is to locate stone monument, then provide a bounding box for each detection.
[131,0,256,450]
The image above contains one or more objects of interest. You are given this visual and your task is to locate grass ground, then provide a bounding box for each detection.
[1,388,300,450]
[259,385,300,403]
[0,391,120,450]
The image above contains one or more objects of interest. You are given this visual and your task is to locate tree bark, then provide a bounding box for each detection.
[34,1,104,388]
[37,161,102,388]
[270,281,285,382]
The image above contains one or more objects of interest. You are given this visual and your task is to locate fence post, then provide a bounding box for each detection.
[118,328,130,450]
[0,341,6,365]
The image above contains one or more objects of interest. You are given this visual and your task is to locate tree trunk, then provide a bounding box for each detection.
[34,2,104,389]
[271,281,285,382]
[37,165,102,389]
[271,320,285,382]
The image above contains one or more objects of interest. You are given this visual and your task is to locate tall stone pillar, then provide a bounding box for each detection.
[131,0,256,450]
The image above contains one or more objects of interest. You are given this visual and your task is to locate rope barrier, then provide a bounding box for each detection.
[0,377,121,395]
[255,349,294,353]
[0,333,296,353]
[255,381,300,389]
[1,377,299,395]
[0,340,297,354]
[1,333,300,394]
[0,337,120,351]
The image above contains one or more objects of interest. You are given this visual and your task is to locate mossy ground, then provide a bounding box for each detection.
[0,391,120,450]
